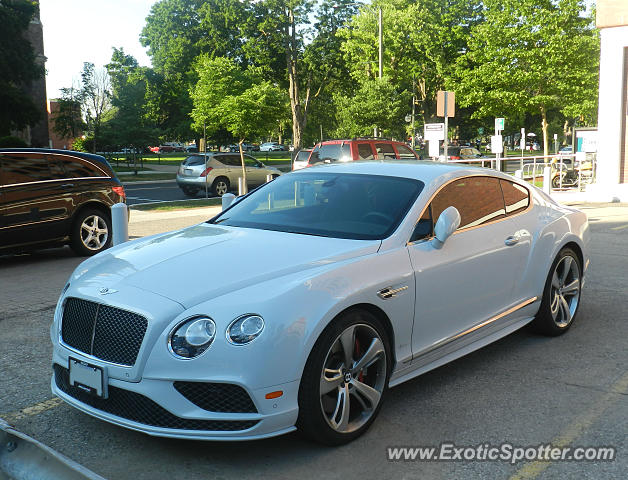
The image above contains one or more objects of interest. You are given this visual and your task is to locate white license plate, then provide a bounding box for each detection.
[69,358,106,398]
[184,168,193,175]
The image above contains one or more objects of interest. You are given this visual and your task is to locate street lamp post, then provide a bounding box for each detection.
[374,6,383,137]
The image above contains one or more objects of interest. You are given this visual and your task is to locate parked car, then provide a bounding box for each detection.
[0,148,125,256]
[291,148,313,170]
[294,138,419,170]
[259,142,286,152]
[242,143,259,152]
[50,161,589,444]
[185,144,198,153]
[439,146,483,162]
[176,153,281,197]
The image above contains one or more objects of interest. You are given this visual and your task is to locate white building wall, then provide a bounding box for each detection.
[596,26,628,185]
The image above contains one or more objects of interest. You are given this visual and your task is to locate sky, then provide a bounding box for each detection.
[40,0,156,99]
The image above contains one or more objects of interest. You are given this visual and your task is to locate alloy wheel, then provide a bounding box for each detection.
[80,215,109,251]
[549,255,580,328]
[319,324,387,433]
[215,181,228,196]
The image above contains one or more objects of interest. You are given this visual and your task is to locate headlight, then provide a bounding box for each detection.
[227,315,265,345]
[169,316,216,358]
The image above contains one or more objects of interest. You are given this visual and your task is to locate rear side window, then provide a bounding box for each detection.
[62,157,103,178]
[309,143,351,165]
[500,180,530,215]
[357,143,375,160]
[375,143,396,159]
[217,155,241,166]
[395,144,418,159]
[184,155,208,166]
[431,176,506,230]
[0,154,54,184]
[296,150,310,162]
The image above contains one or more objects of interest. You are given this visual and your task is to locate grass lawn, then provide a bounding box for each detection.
[118,173,175,182]
[131,198,222,211]
[113,166,153,173]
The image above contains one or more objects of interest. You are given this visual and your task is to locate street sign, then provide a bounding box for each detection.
[436,91,455,117]
[490,135,503,154]
[428,140,440,158]
[478,127,484,135]
[495,117,505,131]
[424,123,445,141]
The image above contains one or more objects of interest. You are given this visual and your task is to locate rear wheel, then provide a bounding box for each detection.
[531,248,582,336]
[212,177,230,196]
[297,309,390,445]
[70,208,111,256]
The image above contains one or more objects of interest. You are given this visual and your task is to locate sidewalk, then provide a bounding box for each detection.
[128,205,222,238]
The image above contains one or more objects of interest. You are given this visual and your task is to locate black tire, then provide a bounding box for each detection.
[70,208,112,256]
[181,187,198,197]
[212,177,230,196]
[551,175,562,189]
[531,248,582,336]
[297,309,391,445]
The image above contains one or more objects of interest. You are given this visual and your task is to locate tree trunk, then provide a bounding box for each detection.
[541,107,549,158]
[285,8,308,151]
[238,139,248,195]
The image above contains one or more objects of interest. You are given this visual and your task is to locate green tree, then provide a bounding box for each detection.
[105,48,159,149]
[79,62,112,152]
[52,84,85,140]
[0,0,44,136]
[334,77,408,138]
[340,0,482,131]
[456,0,599,156]
[190,56,286,192]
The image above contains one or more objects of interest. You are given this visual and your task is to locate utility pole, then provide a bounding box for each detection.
[443,91,449,161]
[411,75,416,149]
[375,6,383,138]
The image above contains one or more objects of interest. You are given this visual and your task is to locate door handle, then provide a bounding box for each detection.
[504,235,519,246]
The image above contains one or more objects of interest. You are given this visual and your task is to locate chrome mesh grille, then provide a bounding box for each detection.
[173,381,258,413]
[54,365,258,432]
[61,297,147,366]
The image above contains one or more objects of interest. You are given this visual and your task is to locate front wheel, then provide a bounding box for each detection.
[531,248,582,336]
[297,309,390,445]
[70,208,112,256]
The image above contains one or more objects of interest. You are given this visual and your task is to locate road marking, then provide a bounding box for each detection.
[2,397,63,423]
[509,369,628,480]
[610,224,628,231]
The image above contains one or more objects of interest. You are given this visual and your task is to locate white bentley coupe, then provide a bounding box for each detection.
[51,162,589,445]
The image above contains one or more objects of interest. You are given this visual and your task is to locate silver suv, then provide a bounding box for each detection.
[176,153,282,197]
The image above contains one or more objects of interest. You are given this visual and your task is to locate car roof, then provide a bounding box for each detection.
[288,160,524,187]
[0,148,111,166]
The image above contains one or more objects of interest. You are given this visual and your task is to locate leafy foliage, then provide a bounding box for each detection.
[455,0,599,154]
[0,0,44,136]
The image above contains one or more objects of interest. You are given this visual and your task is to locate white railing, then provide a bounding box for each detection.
[439,153,595,191]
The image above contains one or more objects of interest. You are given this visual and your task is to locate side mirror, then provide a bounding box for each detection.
[432,206,461,248]
[221,193,237,211]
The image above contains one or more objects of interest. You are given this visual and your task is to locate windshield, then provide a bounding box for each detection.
[210,172,424,240]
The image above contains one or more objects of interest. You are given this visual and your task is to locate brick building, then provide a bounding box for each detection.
[47,99,81,149]
[14,0,49,147]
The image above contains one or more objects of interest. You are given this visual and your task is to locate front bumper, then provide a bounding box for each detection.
[51,361,299,440]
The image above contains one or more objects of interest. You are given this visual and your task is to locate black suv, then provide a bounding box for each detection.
[0,148,126,256]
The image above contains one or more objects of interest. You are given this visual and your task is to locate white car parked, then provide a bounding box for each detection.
[51,162,589,444]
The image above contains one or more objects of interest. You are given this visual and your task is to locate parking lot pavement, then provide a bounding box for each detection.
[1,205,627,480]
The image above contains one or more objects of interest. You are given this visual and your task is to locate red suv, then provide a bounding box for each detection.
[293,138,419,170]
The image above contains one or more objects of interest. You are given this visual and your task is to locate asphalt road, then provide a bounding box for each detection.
[124,181,218,206]
[0,204,626,480]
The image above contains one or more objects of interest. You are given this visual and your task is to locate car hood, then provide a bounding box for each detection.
[72,223,380,308]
